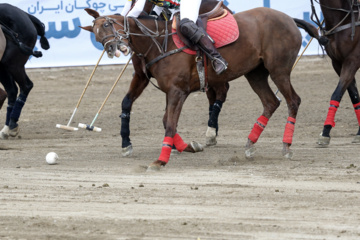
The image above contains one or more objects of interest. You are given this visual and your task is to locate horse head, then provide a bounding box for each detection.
[81,8,131,58]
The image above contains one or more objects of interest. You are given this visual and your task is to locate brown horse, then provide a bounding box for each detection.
[83,6,323,170]
[311,0,360,145]
[118,0,232,156]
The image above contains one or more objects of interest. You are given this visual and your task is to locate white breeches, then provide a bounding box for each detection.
[180,0,201,22]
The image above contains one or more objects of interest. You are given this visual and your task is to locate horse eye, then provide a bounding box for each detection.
[103,22,109,28]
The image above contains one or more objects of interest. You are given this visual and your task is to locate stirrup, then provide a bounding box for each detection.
[211,58,228,74]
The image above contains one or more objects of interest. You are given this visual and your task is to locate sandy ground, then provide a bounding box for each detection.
[0,55,359,240]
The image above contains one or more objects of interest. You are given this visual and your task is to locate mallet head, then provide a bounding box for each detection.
[78,123,101,132]
[56,124,79,131]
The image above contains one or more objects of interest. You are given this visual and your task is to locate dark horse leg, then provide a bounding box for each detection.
[348,81,360,143]
[0,87,6,109]
[120,56,150,156]
[205,83,229,146]
[318,59,360,145]
[0,63,33,139]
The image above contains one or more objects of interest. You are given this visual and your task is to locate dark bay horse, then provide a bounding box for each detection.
[83,7,323,170]
[311,0,360,145]
[0,3,50,139]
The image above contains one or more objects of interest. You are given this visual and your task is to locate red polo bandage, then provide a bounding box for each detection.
[283,117,296,144]
[173,133,188,152]
[354,102,360,126]
[158,136,174,163]
[248,115,269,143]
[324,100,340,127]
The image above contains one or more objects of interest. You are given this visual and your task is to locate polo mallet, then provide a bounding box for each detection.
[78,55,132,132]
[56,49,106,131]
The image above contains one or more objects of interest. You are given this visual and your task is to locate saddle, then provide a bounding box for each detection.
[172,2,239,55]
[0,26,6,61]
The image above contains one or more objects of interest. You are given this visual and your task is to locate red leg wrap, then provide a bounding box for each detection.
[158,136,174,163]
[248,115,269,143]
[354,103,360,126]
[324,100,340,127]
[173,133,188,152]
[283,117,296,144]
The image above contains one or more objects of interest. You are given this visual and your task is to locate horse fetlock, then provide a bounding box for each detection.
[317,133,330,147]
[121,145,133,157]
[205,127,217,146]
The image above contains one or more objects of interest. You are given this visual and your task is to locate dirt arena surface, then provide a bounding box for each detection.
[0,55,359,239]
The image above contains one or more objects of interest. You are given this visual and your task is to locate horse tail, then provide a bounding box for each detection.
[27,13,50,50]
[293,18,328,46]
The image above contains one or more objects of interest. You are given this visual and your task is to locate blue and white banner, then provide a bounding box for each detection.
[1,0,323,68]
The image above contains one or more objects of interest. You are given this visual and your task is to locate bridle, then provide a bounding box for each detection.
[94,15,187,69]
[311,0,360,39]
[94,16,176,55]
[93,15,187,89]
[93,16,128,49]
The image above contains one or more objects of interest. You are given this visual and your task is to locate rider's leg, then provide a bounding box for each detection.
[179,0,228,75]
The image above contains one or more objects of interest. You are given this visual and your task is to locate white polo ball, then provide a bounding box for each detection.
[46,152,58,165]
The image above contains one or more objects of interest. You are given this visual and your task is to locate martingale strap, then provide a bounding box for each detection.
[145,46,187,69]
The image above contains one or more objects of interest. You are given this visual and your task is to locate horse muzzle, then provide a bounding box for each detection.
[105,41,121,59]
[119,43,131,56]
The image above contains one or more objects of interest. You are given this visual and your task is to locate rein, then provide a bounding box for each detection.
[96,16,183,66]
[311,0,360,39]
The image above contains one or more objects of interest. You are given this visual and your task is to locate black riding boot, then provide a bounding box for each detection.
[179,18,228,75]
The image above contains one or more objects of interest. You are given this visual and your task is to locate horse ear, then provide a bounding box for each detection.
[84,8,100,19]
[80,26,93,32]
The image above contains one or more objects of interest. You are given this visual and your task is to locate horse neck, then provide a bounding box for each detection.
[320,0,355,29]
[126,17,171,56]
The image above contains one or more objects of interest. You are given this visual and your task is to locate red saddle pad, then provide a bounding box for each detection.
[172,10,239,55]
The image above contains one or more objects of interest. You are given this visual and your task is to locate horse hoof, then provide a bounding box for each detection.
[245,146,256,159]
[206,137,217,146]
[9,126,20,137]
[146,165,161,172]
[205,127,217,146]
[146,160,165,172]
[0,125,10,140]
[317,133,330,147]
[121,145,133,157]
[282,150,293,159]
[190,141,203,152]
[352,135,360,143]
